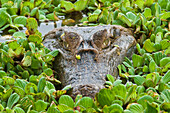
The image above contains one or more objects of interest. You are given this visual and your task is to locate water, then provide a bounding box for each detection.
[38,20,62,36]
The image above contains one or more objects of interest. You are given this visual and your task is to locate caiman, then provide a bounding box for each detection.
[43,25,136,98]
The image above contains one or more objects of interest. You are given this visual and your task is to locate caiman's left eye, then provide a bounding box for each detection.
[91,29,110,50]
[61,32,82,51]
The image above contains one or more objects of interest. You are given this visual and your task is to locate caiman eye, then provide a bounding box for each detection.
[61,32,81,51]
[91,29,110,49]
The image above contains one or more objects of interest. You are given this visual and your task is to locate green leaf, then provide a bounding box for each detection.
[88,14,99,22]
[38,77,46,92]
[97,88,115,107]
[124,57,133,66]
[118,13,132,27]
[0,104,4,111]
[13,106,25,113]
[123,110,132,113]
[160,57,170,67]
[137,95,154,109]
[143,8,152,18]
[145,102,159,113]
[112,84,127,100]
[128,103,144,113]
[21,6,30,16]
[160,102,170,111]
[158,0,169,9]
[0,9,11,27]
[0,24,10,31]
[8,40,20,50]
[160,89,170,102]
[31,57,41,69]
[63,109,74,113]
[109,104,123,113]
[132,54,143,67]
[153,52,164,66]
[162,70,170,84]
[14,16,27,26]
[47,13,57,21]
[160,39,170,50]
[26,18,38,34]
[15,78,27,90]
[135,0,144,10]
[28,35,42,44]
[25,83,37,94]
[3,76,15,85]
[125,85,137,104]
[161,12,170,19]
[35,100,48,112]
[2,88,13,101]
[143,39,155,52]
[144,79,155,87]
[59,95,74,109]
[29,110,39,113]
[155,32,162,44]
[57,104,72,112]
[79,97,94,109]
[144,0,154,7]
[60,1,74,13]
[106,74,115,83]
[48,49,59,57]
[22,70,30,79]
[149,60,157,72]
[44,68,53,76]
[12,86,25,97]
[143,65,149,72]
[7,93,20,109]
[8,48,15,58]
[74,0,88,11]
[113,80,122,86]
[29,42,35,53]
[126,12,136,22]
[13,32,26,38]
[0,70,7,78]
[21,56,32,67]
[47,106,60,113]
[16,64,24,72]
[30,7,38,16]
[112,100,123,106]
[134,76,145,85]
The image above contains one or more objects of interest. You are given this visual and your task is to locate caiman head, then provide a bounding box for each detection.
[43,25,136,98]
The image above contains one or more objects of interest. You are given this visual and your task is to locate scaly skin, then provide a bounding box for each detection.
[43,25,136,98]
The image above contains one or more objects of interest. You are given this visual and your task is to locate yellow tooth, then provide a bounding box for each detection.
[66,44,69,47]
[103,42,106,46]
